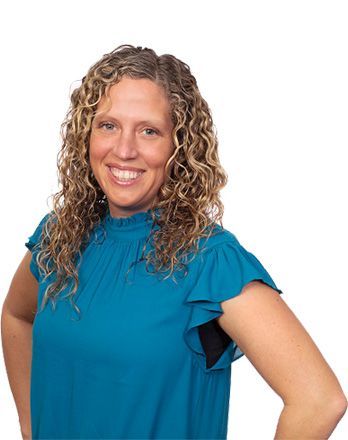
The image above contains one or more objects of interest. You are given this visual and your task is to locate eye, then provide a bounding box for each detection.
[143,128,158,136]
[99,122,115,131]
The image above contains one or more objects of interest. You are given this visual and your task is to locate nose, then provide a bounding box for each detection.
[111,128,138,160]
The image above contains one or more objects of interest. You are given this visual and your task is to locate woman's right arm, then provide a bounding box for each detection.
[1,250,39,440]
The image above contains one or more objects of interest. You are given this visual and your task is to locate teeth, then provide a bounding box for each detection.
[110,167,143,180]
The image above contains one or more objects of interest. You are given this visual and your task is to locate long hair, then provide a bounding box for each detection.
[34,44,228,318]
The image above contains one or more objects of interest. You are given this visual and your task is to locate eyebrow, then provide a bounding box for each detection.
[94,114,166,127]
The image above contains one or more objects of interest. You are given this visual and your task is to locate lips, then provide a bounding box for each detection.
[106,163,146,172]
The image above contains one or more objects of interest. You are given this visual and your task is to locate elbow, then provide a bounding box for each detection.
[307,393,348,421]
[329,393,348,418]
[285,392,347,419]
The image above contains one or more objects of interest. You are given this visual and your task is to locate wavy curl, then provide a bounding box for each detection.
[33,44,228,319]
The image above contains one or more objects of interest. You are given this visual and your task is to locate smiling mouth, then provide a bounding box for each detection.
[107,166,145,185]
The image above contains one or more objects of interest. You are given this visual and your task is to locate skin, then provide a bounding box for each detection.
[89,76,175,218]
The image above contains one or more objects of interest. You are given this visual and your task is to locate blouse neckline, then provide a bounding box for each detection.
[101,206,160,241]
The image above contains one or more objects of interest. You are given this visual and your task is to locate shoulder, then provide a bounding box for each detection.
[25,211,54,251]
[183,223,242,278]
[196,223,240,254]
[185,222,282,295]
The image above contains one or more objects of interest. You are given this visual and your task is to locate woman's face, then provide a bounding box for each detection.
[89,76,174,218]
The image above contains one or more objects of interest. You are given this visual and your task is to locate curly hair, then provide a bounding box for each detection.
[33,44,228,319]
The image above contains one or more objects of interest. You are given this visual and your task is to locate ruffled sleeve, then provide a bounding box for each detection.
[25,212,52,282]
[183,233,283,373]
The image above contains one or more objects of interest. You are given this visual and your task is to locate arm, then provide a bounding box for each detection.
[1,250,40,440]
[217,280,347,439]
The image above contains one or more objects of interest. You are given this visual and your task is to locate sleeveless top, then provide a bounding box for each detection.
[25,207,283,439]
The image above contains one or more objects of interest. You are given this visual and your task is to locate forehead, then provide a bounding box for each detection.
[97,77,170,113]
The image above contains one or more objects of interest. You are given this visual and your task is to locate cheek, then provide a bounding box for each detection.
[89,135,110,163]
[145,145,173,170]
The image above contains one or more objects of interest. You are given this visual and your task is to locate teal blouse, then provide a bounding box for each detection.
[25,207,283,439]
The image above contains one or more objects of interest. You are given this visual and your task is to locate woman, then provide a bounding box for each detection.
[2,44,346,440]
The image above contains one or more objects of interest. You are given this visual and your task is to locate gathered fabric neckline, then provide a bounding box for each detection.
[100,206,161,241]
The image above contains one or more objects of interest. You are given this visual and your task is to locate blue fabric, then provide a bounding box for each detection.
[25,207,283,439]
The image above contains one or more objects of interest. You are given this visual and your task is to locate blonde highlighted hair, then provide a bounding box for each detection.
[33,44,228,318]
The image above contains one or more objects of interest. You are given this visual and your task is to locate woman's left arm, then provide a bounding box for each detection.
[217,280,347,439]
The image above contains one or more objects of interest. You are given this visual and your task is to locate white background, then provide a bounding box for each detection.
[1,0,347,438]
